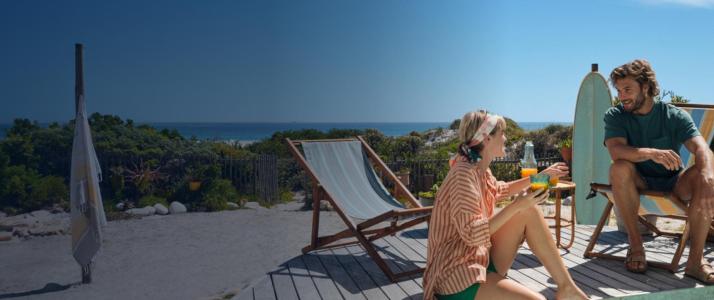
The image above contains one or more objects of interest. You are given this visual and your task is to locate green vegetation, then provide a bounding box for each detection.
[0,113,572,215]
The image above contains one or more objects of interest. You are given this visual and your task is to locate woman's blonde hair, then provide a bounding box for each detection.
[457,110,506,162]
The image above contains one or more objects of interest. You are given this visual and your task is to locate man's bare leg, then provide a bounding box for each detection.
[674,165,714,282]
[609,160,648,272]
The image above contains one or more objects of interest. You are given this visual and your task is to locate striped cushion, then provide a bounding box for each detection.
[679,107,714,168]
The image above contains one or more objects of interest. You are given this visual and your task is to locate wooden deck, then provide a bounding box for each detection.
[233,224,714,300]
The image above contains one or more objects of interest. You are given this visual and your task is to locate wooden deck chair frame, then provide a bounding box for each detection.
[286,136,432,282]
[584,103,714,273]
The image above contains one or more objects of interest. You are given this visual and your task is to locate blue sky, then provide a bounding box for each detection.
[1,0,713,123]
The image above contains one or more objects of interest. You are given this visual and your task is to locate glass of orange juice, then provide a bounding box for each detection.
[549,176,559,186]
[529,174,550,192]
[520,168,538,178]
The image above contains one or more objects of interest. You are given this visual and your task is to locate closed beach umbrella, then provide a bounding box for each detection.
[70,43,106,283]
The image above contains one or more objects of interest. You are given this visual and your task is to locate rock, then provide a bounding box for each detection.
[244,202,262,210]
[319,201,333,211]
[226,202,240,210]
[169,202,187,214]
[0,212,6,218]
[154,204,169,215]
[116,202,125,210]
[0,232,12,241]
[126,207,155,217]
[143,206,156,215]
[562,196,572,206]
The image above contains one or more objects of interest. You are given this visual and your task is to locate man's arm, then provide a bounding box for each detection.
[605,137,682,171]
[684,136,714,177]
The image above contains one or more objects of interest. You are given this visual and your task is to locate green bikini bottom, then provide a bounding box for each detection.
[436,261,498,300]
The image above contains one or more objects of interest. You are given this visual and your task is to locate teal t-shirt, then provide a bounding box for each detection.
[604,101,700,178]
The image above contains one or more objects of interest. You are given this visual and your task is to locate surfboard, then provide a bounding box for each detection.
[572,65,613,225]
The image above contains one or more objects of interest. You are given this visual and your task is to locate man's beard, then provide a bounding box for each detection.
[623,92,646,113]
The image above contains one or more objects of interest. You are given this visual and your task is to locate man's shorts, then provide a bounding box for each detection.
[642,174,680,192]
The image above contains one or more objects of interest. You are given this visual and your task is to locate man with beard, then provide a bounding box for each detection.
[603,59,714,283]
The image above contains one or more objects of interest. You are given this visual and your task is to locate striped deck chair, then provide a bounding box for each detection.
[585,103,714,272]
[287,137,432,282]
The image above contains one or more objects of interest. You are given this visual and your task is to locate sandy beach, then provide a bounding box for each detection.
[0,200,345,300]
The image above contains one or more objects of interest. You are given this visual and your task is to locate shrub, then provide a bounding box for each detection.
[201,179,238,211]
[138,195,168,208]
[30,176,69,211]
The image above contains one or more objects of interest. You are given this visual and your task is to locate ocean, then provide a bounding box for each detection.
[0,122,571,141]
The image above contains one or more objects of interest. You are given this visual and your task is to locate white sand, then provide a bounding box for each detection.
[0,201,345,300]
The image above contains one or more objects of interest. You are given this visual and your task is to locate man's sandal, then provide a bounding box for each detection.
[625,248,648,273]
[685,264,714,285]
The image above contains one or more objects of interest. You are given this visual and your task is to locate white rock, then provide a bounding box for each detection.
[226,202,240,210]
[169,202,187,214]
[143,206,156,215]
[154,204,169,215]
[116,202,125,210]
[126,207,155,217]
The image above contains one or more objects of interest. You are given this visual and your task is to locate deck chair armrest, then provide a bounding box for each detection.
[590,182,672,198]
[356,207,432,230]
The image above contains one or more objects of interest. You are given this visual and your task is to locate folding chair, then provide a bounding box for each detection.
[287,136,432,282]
[584,103,714,272]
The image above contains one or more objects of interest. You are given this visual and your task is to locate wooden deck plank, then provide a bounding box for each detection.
[344,244,410,300]
[572,227,688,290]
[287,256,323,300]
[271,266,299,300]
[233,225,714,300]
[574,226,704,289]
[313,249,367,300]
[371,238,424,297]
[302,253,346,300]
[332,246,388,299]
[515,248,612,299]
[562,231,665,292]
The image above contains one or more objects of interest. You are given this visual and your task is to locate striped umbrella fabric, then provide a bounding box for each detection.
[69,93,106,282]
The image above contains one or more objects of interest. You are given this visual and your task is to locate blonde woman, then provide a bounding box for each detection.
[422,111,588,300]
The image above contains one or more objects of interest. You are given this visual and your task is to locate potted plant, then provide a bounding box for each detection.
[185,166,203,191]
[558,138,573,164]
[417,184,439,206]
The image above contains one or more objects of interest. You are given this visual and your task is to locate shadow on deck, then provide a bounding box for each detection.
[233,225,714,300]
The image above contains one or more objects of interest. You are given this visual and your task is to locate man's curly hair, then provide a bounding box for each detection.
[610,59,660,99]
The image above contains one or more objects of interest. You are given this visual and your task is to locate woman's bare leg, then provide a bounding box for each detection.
[490,205,588,300]
[476,272,544,300]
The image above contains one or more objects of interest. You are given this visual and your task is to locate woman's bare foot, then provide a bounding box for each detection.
[555,283,589,300]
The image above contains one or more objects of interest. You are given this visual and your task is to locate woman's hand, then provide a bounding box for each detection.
[513,188,549,211]
[540,162,569,180]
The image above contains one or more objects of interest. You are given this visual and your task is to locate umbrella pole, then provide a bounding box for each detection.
[81,263,92,284]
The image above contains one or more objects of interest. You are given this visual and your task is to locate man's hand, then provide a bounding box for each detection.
[649,149,682,171]
[540,162,569,179]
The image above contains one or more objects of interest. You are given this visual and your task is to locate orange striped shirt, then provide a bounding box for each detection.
[422,159,509,299]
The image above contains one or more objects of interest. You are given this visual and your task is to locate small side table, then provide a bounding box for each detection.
[544,181,576,249]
